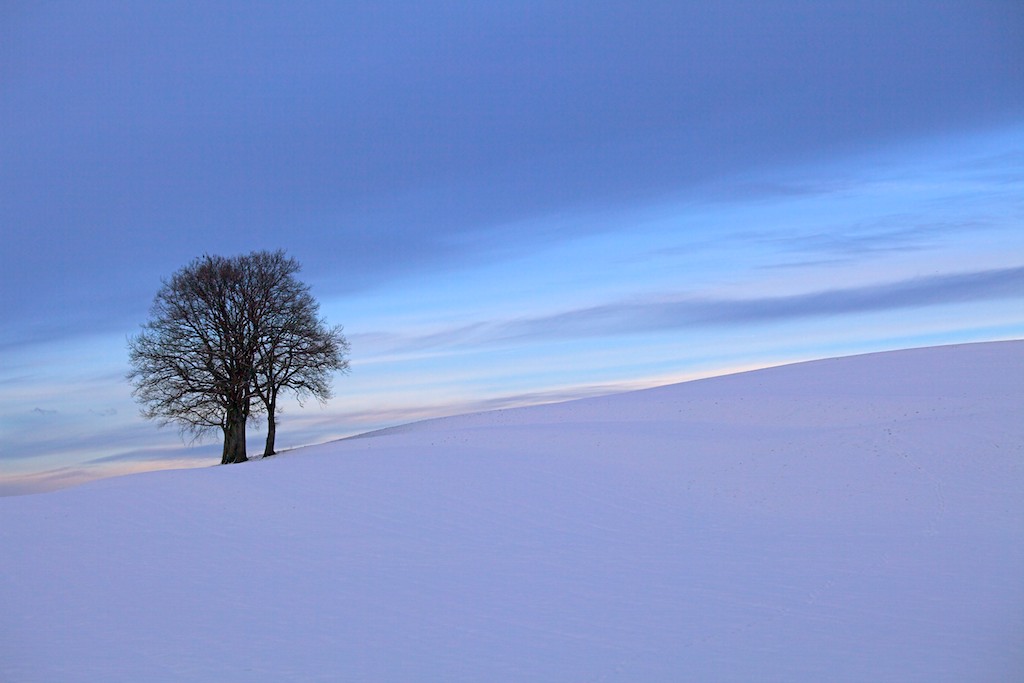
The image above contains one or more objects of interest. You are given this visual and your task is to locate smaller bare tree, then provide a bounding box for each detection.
[245,251,350,456]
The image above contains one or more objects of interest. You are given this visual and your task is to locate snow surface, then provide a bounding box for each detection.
[2,341,1022,682]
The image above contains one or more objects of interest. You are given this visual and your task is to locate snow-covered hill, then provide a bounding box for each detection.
[2,341,1022,682]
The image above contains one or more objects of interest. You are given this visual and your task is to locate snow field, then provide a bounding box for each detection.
[2,341,1022,681]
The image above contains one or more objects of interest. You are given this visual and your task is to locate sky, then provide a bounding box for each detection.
[2,1,1022,494]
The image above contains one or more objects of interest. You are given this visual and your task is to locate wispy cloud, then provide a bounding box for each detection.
[84,444,218,466]
[760,218,994,265]
[88,408,119,417]
[504,266,1024,338]
[311,381,663,445]
[950,149,1024,184]
[0,455,213,497]
[360,266,1024,354]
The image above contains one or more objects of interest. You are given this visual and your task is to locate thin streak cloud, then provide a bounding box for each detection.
[361,266,1024,354]
[506,266,1024,340]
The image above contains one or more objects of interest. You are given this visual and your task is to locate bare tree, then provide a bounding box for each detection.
[127,251,348,464]
[245,251,350,456]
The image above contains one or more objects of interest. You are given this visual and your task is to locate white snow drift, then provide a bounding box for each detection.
[2,341,1022,682]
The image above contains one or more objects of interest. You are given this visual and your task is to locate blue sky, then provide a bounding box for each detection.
[2,1,1022,493]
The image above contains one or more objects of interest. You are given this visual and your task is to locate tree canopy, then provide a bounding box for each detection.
[128,251,349,464]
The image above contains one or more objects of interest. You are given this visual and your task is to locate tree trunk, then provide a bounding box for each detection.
[261,388,278,457]
[262,389,278,458]
[221,407,248,464]
[263,411,277,457]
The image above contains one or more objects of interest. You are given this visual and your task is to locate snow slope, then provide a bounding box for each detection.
[2,341,1022,682]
